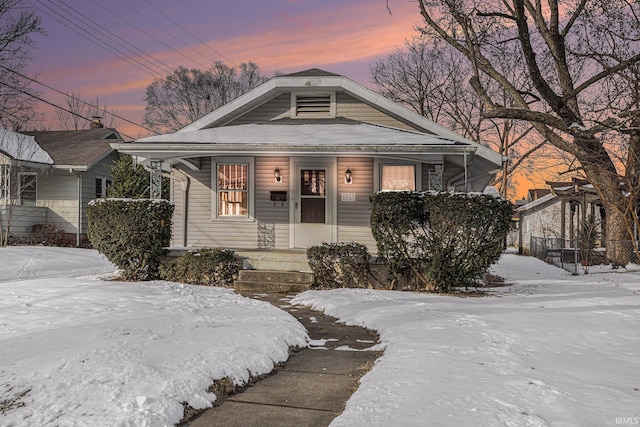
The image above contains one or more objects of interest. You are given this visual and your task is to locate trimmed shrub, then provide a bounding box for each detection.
[370,191,512,292]
[307,242,372,289]
[160,248,239,287]
[87,199,174,280]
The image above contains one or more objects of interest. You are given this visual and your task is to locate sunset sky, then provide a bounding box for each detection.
[26,0,422,138]
[23,0,545,199]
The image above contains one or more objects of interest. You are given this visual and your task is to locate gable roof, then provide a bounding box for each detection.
[171,68,502,166]
[22,129,121,169]
[0,128,54,164]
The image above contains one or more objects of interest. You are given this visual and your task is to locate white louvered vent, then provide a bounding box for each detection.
[294,94,333,117]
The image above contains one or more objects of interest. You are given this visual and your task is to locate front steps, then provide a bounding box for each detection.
[233,269,314,293]
[235,250,311,272]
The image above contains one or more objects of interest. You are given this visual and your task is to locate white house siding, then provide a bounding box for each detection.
[227,94,291,125]
[255,156,289,249]
[336,157,376,250]
[177,157,283,249]
[519,198,563,254]
[225,93,421,131]
[335,94,417,131]
[37,172,79,233]
[0,205,47,238]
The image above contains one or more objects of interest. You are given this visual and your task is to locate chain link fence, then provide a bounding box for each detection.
[530,237,640,274]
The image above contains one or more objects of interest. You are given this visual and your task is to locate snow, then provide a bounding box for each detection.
[135,122,463,147]
[292,254,640,427]
[0,247,307,426]
[1,247,639,426]
[0,129,54,165]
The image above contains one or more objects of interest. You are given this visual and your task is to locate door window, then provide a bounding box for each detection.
[300,169,325,223]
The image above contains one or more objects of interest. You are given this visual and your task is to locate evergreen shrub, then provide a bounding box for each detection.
[307,242,371,288]
[370,191,512,292]
[160,248,239,287]
[87,199,174,280]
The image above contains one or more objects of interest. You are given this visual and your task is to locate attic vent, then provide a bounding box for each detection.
[293,93,335,118]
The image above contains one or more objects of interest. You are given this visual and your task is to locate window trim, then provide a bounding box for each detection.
[95,176,110,199]
[374,160,421,192]
[18,171,37,206]
[290,92,336,119]
[211,157,255,221]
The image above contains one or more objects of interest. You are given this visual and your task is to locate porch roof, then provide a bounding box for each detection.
[113,119,480,162]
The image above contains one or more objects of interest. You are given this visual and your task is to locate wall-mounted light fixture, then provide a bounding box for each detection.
[344,167,353,184]
[274,167,282,183]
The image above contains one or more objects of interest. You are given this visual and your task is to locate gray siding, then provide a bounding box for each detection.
[227,94,291,125]
[336,157,376,250]
[80,151,119,234]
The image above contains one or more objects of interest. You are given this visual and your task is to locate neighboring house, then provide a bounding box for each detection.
[518,179,604,255]
[0,126,122,245]
[113,69,504,251]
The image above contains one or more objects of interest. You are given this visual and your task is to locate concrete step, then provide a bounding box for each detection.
[234,270,313,293]
[235,250,311,272]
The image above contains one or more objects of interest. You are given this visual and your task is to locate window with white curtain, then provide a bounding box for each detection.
[381,165,415,191]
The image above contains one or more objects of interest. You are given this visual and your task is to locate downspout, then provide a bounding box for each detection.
[70,169,81,247]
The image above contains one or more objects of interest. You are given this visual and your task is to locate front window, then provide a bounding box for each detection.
[218,163,248,217]
[381,165,415,191]
[19,172,37,206]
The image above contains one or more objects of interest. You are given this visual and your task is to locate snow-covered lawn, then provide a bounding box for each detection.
[0,247,307,426]
[293,254,640,427]
[1,247,639,426]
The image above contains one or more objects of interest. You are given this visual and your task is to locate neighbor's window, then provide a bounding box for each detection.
[218,163,248,217]
[0,165,9,203]
[95,177,111,198]
[381,165,415,191]
[19,172,37,206]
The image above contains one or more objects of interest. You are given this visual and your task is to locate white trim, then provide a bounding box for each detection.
[289,156,337,248]
[211,156,255,221]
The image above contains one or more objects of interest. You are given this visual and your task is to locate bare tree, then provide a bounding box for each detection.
[415,0,640,264]
[0,0,44,130]
[143,61,269,134]
[54,92,119,130]
[371,36,546,198]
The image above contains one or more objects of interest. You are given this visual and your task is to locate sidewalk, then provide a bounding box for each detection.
[186,292,383,427]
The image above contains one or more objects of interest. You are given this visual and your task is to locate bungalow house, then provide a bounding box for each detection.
[0,126,122,245]
[112,69,504,253]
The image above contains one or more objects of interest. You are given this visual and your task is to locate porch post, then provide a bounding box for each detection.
[150,160,162,200]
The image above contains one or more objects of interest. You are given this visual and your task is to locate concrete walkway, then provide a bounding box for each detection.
[186,292,382,427]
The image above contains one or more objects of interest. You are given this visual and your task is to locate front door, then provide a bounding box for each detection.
[293,161,334,248]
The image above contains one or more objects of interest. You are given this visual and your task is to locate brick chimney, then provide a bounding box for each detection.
[90,116,104,129]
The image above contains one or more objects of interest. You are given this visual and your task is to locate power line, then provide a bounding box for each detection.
[0,80,136,140]
[89,0,211,70]
[0,65,154,135]
[27,0,168,78]
[140,0,238,66]
[54,0,177,74]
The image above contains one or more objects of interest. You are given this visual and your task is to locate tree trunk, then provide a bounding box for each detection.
[604,205,632,266]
